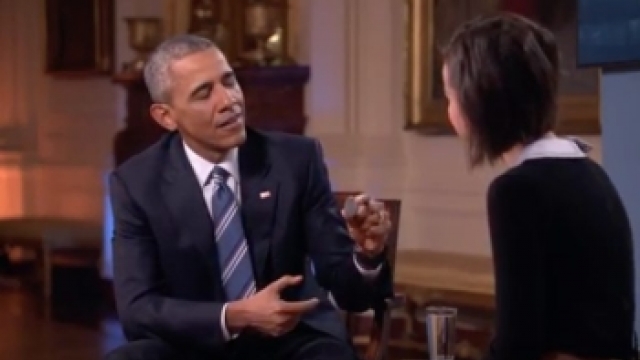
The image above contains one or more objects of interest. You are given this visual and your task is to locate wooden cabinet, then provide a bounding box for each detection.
[111,65,310,165]
[111,72,166,166]
[236,65,309,134]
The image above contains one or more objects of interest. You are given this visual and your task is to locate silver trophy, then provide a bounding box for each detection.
[425,306,457,360]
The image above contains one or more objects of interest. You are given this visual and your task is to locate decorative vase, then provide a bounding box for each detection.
[123,17,164,73]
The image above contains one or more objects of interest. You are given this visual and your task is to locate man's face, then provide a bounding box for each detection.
[153,48,246,154]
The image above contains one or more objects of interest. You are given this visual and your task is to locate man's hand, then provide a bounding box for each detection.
[225,275,319,337]
[342,194,391,258]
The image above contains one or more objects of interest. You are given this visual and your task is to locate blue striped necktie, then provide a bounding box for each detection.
[210,166,256,300]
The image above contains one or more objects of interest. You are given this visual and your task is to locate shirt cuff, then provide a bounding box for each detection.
[353,253,382,279]
[220,303,239,341]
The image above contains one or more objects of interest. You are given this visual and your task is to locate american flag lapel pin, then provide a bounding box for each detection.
[259,191,271,199]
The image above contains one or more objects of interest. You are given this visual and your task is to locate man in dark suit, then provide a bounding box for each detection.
[105,34,393,360]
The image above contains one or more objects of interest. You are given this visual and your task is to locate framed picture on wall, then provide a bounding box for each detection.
[45,0,115,76]
[405,0,601,135]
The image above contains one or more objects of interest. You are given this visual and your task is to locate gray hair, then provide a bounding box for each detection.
[143,34,216,103]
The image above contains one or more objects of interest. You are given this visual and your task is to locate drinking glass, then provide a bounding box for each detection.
[425,306,457,360]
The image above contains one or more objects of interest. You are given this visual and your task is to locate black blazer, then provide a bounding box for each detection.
[109,128,392,353]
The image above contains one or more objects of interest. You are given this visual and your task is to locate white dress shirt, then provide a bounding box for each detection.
[182,142,381,340]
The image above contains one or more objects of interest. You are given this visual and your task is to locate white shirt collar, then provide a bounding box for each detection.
[183,142,240,187]
[516,136,588,165]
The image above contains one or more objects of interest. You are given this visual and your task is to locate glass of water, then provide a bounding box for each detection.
[425,306,457,360]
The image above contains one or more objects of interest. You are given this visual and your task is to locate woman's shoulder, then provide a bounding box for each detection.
[487,159,574,208]
[492,157,599,189]
[488,164,539,203]
[488,157,609,209]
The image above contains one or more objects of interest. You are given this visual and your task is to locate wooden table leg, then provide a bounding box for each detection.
[41,243,52,320]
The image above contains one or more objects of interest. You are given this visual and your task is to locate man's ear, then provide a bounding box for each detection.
[150,103,178,131]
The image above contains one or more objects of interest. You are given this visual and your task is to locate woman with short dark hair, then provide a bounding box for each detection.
[441,13,636,360]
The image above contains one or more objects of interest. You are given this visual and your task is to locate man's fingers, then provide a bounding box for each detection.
[352,195,369,217]
[359,196,385,219]
[362,212,381,228]
[268,275,303,293]
[347,194,387,220]
[366,224,387,237]
[353,193,371,205]
[363,207,389,229]
[356,204,368,218]
[279,298,320,314]
[363,238,385,251]
[355,194,383,210]
[368,200,384,212]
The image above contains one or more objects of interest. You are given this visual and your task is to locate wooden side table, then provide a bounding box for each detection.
[0,218,102,318]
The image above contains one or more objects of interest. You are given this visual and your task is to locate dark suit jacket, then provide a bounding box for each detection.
[109,128,393,353]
